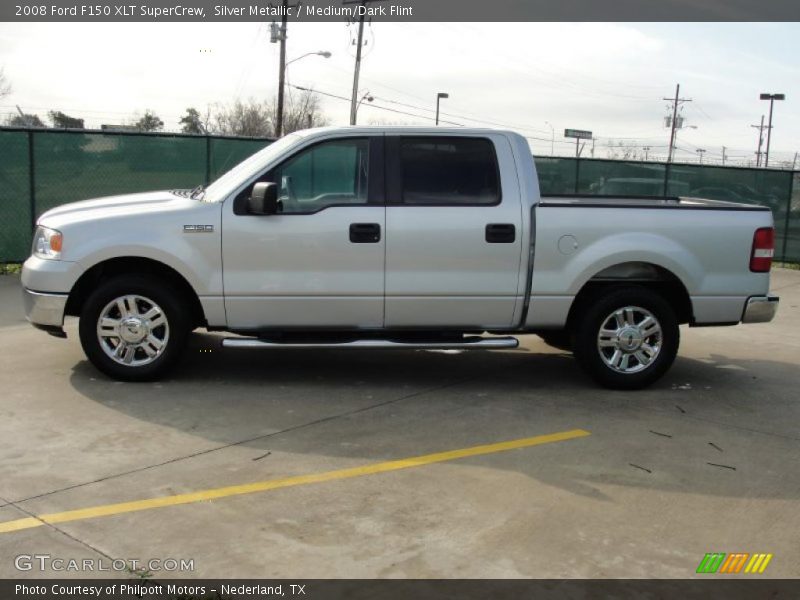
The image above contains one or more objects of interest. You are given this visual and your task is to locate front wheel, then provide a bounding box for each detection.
[78,276,189,381]
[573,287,679,390]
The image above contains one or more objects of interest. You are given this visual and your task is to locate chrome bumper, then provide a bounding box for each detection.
[23,288,68,330]
[742,295,779,324]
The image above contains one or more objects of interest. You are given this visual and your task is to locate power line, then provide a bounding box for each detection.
[368,95,553,136]
[289,84,464,126]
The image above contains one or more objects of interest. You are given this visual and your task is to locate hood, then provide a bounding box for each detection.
[38,191,200,230]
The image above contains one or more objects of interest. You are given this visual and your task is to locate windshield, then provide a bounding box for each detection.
[202,133,304,203]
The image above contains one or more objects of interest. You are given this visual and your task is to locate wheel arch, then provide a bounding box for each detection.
[65,256,206,328]
[565,261,693,330]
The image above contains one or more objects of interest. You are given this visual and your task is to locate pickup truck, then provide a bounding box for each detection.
[21,126,779,389]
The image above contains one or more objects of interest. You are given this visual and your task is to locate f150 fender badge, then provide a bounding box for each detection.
[183,225,214,232]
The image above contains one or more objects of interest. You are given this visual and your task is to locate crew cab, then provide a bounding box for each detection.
[22,127,779,389]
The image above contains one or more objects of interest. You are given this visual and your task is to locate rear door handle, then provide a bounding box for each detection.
[349,223,381,243]
[485,223,516,243]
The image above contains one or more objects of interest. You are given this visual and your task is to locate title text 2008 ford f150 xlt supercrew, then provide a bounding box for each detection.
[22,127,779,389]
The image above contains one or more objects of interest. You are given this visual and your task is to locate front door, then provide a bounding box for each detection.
[222,135,385,330]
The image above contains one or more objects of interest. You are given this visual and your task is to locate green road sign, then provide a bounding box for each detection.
[564,128,592,140]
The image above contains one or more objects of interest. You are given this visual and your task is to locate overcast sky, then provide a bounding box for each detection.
[0,22,798,165]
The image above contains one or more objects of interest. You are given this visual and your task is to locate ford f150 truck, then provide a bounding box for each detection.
[22,127,779,389]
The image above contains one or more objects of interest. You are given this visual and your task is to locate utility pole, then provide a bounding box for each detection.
[696,148,706,164]
[751,115,766,167]
[722,146,727,166]
[664,84,692,163]
[435,92,449,125]
[344,0,379,125]
[349,5,365,125]
[760,93,785,168]
[272,1,290,138]
[643,146,650,161]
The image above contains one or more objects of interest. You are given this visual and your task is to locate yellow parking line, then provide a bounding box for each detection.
[0,428,590,535]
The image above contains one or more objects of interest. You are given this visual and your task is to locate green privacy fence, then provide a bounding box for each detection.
[534,157,798,263]
[1,127,798,263]
[0,128,273,262]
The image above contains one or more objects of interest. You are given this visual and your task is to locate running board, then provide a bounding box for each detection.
[221,336,519,350]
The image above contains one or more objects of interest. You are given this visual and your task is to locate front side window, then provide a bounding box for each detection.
[399,137,500,205]
[272,138,369,214]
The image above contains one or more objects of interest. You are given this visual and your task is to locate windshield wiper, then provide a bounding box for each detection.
[189,184,205,200]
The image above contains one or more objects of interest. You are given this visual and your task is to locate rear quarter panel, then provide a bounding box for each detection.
[527,205,774,327]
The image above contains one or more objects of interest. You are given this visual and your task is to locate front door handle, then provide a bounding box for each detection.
[350,223,381,243]
[485,223,516,243]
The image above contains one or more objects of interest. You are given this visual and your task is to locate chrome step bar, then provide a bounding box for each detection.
[222,336,519,350]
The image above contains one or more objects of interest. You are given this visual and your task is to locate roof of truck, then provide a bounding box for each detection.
[293,125,516,137]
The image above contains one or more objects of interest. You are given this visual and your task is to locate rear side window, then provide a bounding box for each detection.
[399,137,500,205]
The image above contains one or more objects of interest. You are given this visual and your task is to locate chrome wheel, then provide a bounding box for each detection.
[597,306,662,374]
[96,295,170,367]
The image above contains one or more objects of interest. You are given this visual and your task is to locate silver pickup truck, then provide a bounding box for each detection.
[22,127,779,389]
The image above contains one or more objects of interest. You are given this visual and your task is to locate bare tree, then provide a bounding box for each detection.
[209,99,273,137]
[0,68,10,99]
[281,89,328,133]
[209,90,328,137]
[605,140,641,161]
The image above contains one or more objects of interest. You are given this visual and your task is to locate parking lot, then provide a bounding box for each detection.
[0,269,798,579]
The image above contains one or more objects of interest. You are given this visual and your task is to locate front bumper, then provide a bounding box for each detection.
[742,295,779,324]
[23,288,68,334]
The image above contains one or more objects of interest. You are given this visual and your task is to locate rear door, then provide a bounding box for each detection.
[384,133,524,328]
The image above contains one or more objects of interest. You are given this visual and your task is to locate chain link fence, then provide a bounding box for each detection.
[1,127,798,263]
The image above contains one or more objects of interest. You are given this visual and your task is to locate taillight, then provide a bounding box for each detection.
[750,227,774,272]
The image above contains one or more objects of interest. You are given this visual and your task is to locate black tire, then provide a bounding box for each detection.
[78,275,190,381]
[538,330,573,351]
[573,286,679,390]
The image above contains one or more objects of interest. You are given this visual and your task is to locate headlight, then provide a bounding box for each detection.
[32,226,63,260]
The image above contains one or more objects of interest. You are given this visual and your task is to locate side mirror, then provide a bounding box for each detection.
[247,182,279,215]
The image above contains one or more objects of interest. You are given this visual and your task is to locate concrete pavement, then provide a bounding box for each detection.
[0,270,798,578]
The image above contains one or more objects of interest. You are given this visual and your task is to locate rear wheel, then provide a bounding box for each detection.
[78,276,189,381]
[573,286,679,390]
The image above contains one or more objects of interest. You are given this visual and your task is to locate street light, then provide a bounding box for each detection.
[276,50,332,137]
[696,148,706,164]
[760,92,785,168]
[355,91,374,119]
[544,121,554,156]
[435,92,449,126]
[286,50,332,67]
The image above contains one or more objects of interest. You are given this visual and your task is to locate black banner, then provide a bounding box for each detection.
[4,579,800,600]
[4,0,800,23]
